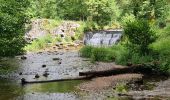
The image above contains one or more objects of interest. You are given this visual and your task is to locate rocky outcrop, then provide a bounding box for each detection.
[25,19,80,41]
[51,21,80,37]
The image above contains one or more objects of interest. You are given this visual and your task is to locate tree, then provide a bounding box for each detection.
[128,0,168,21]
[85,0,121,26]
[0,0,29,56]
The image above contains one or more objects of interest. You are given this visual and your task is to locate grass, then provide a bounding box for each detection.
[41,19,62,31]
[115,83,128,93]
[79,45,127,63]
[24,34,53,51]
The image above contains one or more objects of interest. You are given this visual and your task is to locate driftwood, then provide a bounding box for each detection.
[79,64,153,77]
[21,76,92,85]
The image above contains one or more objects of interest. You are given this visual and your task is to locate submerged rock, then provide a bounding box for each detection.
[21,56,27,60]
[35,74,40,78]
[19,72,23,75]
[43,72,49,77]
[42,64,46,68]
[58,62,62,64]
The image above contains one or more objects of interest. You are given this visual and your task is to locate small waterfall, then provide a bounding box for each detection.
[84,29,122,46]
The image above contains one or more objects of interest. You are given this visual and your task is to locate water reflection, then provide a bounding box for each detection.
[23,80,84,93]
[0,78,84,100]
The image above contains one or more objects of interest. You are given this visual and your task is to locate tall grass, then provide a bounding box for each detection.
[24,34,53,51]
[79,45,128,63]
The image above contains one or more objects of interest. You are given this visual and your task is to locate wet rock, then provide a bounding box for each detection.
[43,72,49,77]
[53,58,60,60]
[37,52,43,54]
[21,78,26,84]
[56,44,60,47]
[58,47,63,49]
[42,64,46,68]
[35,74,40,78]
[66,48,69,50]
[60,53,64,55]
[60,43,64,46]
[53,46,57,49]
[21,56,27,60]
[58,62,62,64]
[19,72,23,75]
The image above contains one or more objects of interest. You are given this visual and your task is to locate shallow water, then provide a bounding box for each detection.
[0,78,84,100]
[0,51,92,100]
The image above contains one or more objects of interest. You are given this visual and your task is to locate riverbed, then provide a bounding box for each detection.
[0,50,170,100]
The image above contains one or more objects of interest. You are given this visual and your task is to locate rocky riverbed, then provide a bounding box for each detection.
[0,49,170,100]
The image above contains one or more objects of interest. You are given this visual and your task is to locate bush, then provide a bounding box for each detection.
[79,46,94,58]
[124,19,156,55]
[80,45,125,62]
[91,47,115,62]
[150,25,170,73]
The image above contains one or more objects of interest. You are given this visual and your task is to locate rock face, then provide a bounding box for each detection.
[25,19,48,41]
[84,29,122,46]
[25,19,80,41]
[51,21,80,38]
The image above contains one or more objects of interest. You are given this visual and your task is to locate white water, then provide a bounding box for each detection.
[84,30,122,46]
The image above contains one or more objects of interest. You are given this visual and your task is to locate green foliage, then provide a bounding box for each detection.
[24,34,53,51]
[79,46,94,58]
[91,47,115,62]
[128,0,168,21]
[124,19,156,54]
[27,0,58,19]
[150,25,170,73]
[85,0,121,27]
[0,0,29,57]
[28,0,121,28]
[80,45,127,63]
[115,83,128,93]
[42,19,62,31]
[25,34,75,51]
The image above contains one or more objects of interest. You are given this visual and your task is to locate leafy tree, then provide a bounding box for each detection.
[85,0,120,26]
[128,0,168,21]
[27,0,58,19]
[0,0,29,56]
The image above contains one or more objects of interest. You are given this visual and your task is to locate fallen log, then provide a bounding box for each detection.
[79,64,153,77]
[21,76,92,85]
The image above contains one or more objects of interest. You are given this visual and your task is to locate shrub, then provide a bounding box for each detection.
[124,19,156,55]
[91,47,115,62]
[79,46,94,58]
[80,46,121,62]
